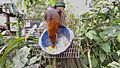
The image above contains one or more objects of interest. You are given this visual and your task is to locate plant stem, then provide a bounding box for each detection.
[87,47,92,68]
[53,58,56,68]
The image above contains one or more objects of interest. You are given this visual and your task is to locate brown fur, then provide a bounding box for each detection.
[45,7,59,48]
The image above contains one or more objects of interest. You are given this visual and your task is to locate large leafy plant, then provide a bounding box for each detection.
[80,0,120,68]
[0,36,24,68]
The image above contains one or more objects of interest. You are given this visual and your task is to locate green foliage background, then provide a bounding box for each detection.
[80,0,120,67]
[0,0,120,68]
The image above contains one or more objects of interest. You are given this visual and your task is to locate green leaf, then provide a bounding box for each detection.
[111,52,119,61]
[102,58,112,66]
[5,59,11,68]
[46,0,56,6]
[117,50,120,56]
[99,32,107,41]
[0,33,3,45]
[91,57,98,68]
[13,46,30,68]
[101,43,111,53]
[86,30,97,40]
[29,57,38,65]
[29,56,41,65]
[117,34,120,43]
[107,61,120,68]
[103,25,120,37]
[0,38,24,68]
[112,17,120,23]
[99,53,106,63]
[86,30,102,42]
[45,65,53,68]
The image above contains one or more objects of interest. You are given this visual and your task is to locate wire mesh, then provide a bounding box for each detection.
[29,41,79,58]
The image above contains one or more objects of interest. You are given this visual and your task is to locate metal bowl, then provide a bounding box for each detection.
[39,26,74,55]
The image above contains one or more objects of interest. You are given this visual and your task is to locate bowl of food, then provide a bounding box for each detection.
[39,26,74,55]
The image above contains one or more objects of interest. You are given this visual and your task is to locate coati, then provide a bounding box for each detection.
[45,6,59,48]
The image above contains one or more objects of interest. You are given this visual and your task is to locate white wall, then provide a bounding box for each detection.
[64,0,92,15]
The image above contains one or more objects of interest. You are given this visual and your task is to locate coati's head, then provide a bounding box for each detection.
[45,6,59,23]
[54,7,64,16]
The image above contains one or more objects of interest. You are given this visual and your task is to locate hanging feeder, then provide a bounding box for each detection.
[39,26,74,55]
[54,2,65,8]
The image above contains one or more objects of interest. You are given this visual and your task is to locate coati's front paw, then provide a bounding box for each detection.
[51,45,56,49]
